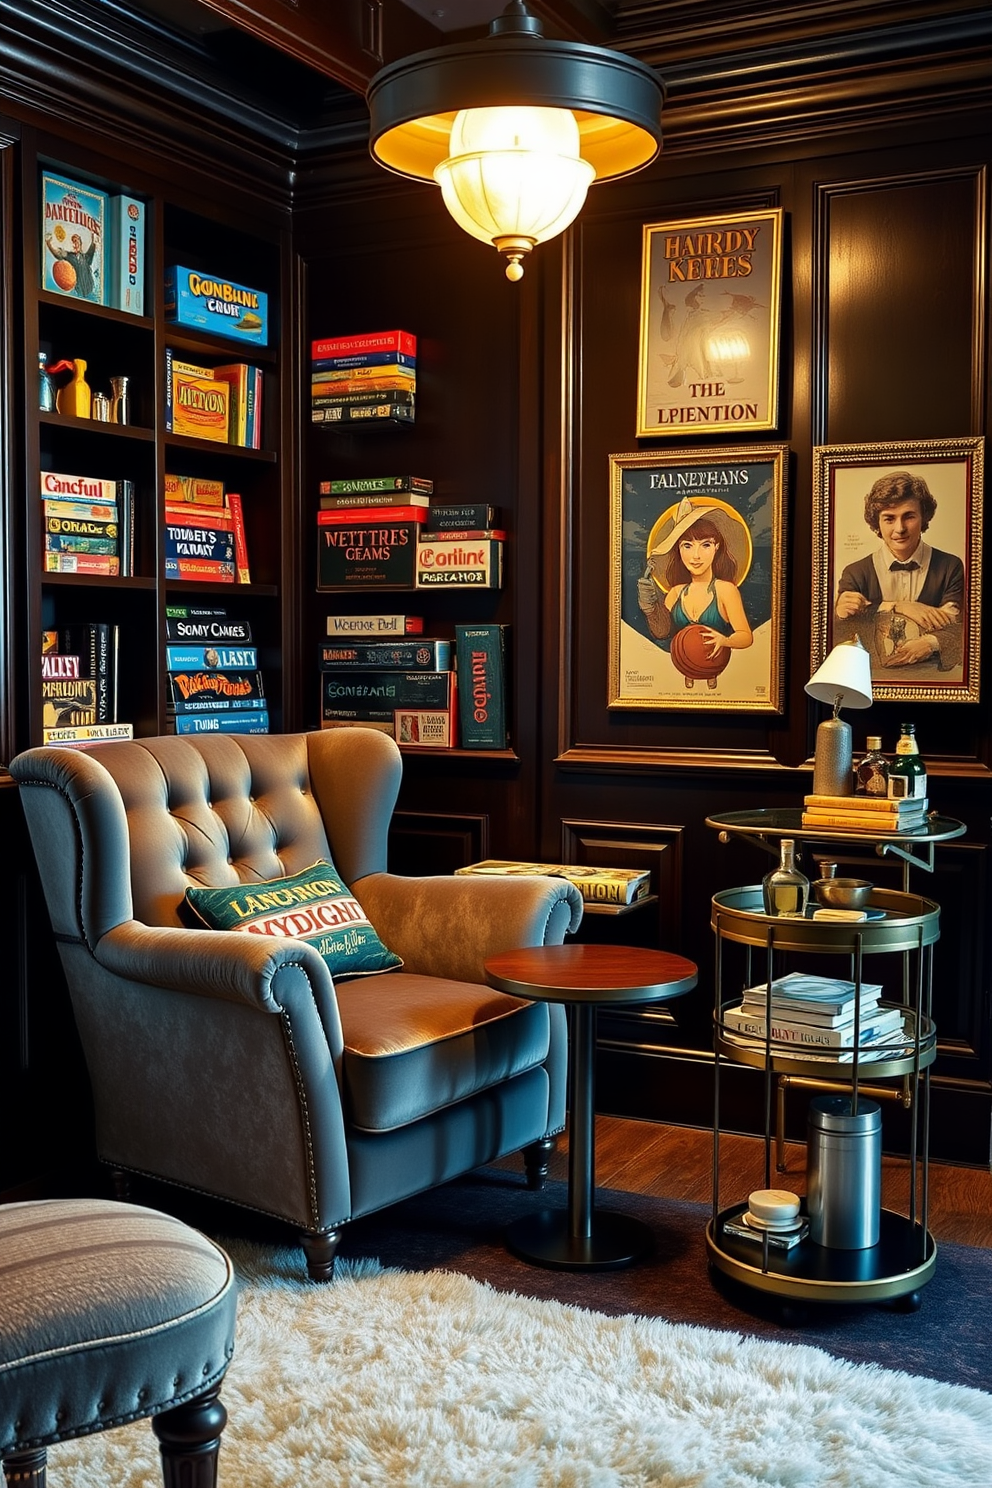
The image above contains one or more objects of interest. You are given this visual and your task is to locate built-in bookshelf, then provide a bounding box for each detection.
[19,132,293,750]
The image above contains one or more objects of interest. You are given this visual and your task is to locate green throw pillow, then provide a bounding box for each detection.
[184,860,402,979]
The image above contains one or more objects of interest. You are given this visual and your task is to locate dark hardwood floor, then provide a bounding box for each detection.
[541,1115,992,1249]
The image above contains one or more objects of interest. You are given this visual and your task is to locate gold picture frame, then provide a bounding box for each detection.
[812,438,984,703]
[608,445,788,713]
[636,208,784,439]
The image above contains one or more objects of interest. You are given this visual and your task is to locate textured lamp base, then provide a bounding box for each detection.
[813,717,853,797]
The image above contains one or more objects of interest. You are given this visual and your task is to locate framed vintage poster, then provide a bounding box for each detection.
[608,446,788,713]
[636,208,783,439]
[811,438,984,703]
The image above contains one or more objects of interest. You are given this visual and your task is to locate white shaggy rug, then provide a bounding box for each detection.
[50,1241,992,1487]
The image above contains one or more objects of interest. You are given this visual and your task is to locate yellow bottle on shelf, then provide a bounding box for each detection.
[53,358,92,418]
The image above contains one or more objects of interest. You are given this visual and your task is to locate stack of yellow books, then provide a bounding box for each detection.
[801,793,929,832]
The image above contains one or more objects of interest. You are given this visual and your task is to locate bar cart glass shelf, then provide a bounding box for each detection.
[707,884,939,1307]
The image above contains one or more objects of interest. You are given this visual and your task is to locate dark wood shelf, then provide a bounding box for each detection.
[164,580,278,598]
[41,573,157,590]
[163,325,277,367]
[163,433,277,461]
[40,411,155,440]
[38,291,153,331]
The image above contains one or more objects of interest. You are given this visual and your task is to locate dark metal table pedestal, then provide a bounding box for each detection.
[485,944,698,1271]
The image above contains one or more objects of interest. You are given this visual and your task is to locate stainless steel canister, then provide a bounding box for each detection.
[807,1094,882,1249]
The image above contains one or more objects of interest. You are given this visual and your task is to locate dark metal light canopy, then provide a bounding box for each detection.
[367,0,664,279]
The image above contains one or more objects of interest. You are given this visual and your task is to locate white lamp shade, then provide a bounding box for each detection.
[434,105,595,250]
[805,638,873,710]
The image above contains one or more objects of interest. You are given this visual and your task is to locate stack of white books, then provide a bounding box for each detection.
[721,972,911,1061]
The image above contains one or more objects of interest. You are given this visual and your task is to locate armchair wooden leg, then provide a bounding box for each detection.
[523,1136,556,1190]
[3,1447,47,1487]
[152,1384,227,1488]
[301,1226,344,1281]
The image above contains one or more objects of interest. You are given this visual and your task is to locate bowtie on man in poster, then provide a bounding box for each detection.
[833,470,964,674]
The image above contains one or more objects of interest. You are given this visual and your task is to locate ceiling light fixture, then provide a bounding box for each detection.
[367,0,664,281]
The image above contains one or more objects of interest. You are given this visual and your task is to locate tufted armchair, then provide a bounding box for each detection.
[10,728,582,1280]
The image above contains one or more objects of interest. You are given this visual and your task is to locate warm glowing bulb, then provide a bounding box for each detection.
[434,105,594,278]
[706,330,751,363]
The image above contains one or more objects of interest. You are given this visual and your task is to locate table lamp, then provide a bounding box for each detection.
[805,637,873,796]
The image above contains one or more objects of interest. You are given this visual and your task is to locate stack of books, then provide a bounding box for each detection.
[318,632,456,746]
[42,469,134,577]
[41,624,132,746]
[164,351,263,448]
[164,488,249,583]
[721,971,909,1061]
[311,331,416,427]
[801,793,929,832]
[454,860,651,907]
[165,606,268,734]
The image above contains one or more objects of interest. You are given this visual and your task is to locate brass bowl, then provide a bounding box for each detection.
[812,877,874,910]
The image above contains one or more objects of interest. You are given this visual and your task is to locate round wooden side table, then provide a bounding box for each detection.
[485,942,698,1270]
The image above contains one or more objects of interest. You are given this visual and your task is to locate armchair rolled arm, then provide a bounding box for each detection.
[353,873,584,985]
[96,919,336,1015]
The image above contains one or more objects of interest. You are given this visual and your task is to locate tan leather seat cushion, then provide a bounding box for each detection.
[336,973,550,1131]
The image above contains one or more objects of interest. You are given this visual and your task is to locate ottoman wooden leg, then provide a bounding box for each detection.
[2,1447,47,1487]
[152,1385,227,1488]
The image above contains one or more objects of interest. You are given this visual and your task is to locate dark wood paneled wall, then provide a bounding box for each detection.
[295,23,992,1163]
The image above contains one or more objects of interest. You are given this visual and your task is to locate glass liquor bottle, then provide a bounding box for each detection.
[856,736,889,797]
[887,723,927,802]
[762,839,809,917]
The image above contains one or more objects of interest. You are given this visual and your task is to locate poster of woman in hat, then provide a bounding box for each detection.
[609,447,788,712]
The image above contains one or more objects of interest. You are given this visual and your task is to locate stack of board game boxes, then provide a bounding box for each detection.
[41,169,145,313]
[319,475,508,749]
[311,331,416,427]
[41,625,132,746]
[164,350,263,449]
[316,475,504,593]
[42,469,134,577]
[164,475,250,584]
[165,606,268,735]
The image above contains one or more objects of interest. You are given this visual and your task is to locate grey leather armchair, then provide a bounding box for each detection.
[10,728,582,1279]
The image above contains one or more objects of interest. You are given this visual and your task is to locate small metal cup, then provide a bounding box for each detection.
[92,392,111,422]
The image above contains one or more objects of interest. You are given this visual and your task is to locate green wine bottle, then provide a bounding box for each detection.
[887,723,927,802]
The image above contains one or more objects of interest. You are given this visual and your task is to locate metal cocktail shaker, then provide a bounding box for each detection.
[110,375,130,425]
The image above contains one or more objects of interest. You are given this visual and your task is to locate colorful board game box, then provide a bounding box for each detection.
[41,172,108,303]
[165,265,268,345]
[108,194,146,314]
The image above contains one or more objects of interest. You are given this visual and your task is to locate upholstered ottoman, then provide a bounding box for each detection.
[0,1198,236,1487]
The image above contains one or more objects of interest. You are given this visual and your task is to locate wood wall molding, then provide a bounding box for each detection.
[555,746,811,775]
[560,816,685,951]
[0,0,300,203]
[389,811,490,876]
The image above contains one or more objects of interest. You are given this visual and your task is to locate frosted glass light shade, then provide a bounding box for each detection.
[435,106,595,280]
[366,2,664,283]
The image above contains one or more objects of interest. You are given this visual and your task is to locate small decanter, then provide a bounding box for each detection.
[53,358,92,419]
[856,736,889,797]
[762,838,809,918]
